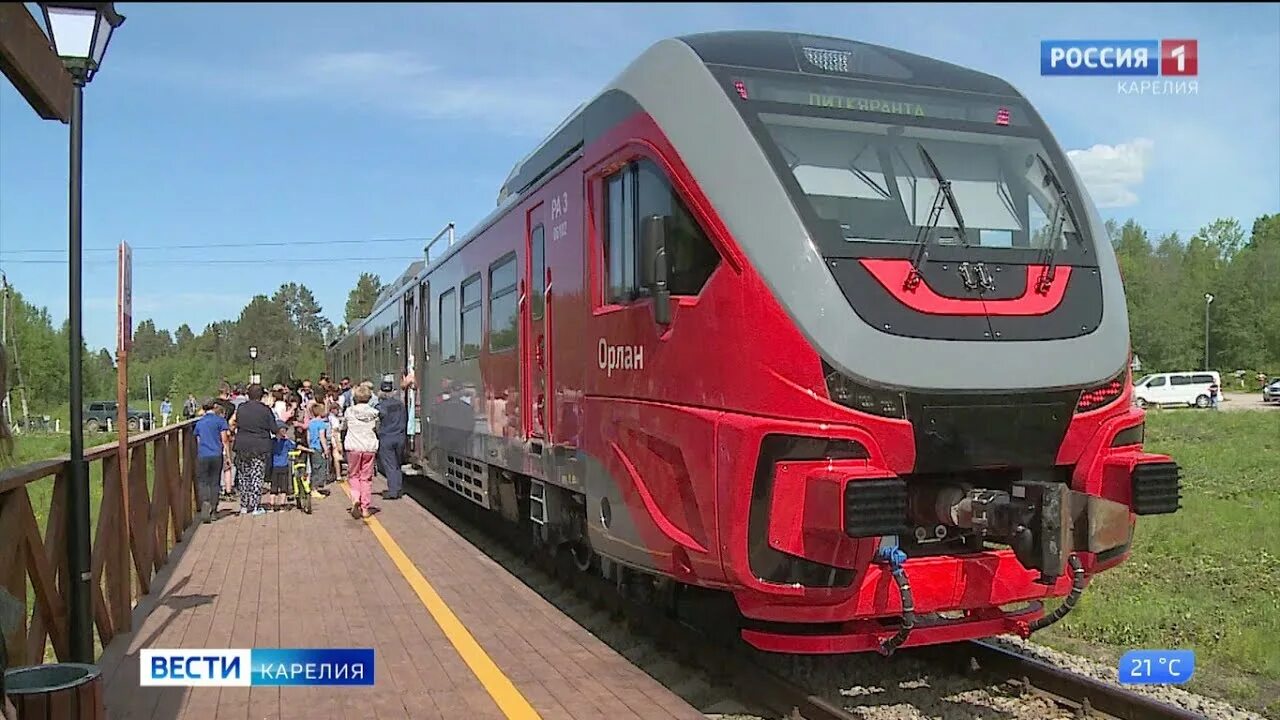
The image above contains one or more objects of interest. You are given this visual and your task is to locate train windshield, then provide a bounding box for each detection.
[724,71,1094,262]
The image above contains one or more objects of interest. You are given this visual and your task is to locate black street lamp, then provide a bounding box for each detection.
[40,0,125,664]
[249,346,258,384]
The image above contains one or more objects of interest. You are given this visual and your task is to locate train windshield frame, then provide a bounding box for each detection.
[714,67,1098,266]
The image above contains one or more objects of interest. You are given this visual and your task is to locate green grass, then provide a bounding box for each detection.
[1040,409,1280,716]
[12,433,116,552]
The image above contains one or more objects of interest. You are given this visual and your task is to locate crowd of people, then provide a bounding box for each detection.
[190,372,413,522]
[0,352,418,717]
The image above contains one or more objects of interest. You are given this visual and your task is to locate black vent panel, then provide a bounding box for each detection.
[1131,462,1181,515]
[843,479,908,538]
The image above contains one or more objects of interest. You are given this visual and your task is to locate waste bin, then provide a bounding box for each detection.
[3,663,104,720]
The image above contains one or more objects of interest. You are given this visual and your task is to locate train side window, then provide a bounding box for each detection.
[439,288,458,363]
[460,274,482,359]
[531,225,546,320]
[490,253,518,352]
[603,158,720,303]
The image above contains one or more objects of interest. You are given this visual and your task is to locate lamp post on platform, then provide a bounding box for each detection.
[40,0,125,664]
[249,346,259,385]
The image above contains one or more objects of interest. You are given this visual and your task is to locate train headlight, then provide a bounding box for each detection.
[1075,368,1128,414]
[823,362,907,419]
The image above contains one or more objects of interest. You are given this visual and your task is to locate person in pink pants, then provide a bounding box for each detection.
[342,384,380,519]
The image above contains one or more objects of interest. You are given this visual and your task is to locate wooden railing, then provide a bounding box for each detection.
[0,422,197,666]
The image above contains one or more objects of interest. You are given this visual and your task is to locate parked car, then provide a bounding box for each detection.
[84,401,153,432]
[1263,377,1280,403]
[1132,371,1221,409]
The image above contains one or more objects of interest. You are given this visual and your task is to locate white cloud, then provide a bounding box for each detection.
[1066,138,1155,209]
[130,50,589,139]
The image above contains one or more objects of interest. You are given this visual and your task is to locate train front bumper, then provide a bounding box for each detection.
[719,412,1179,653]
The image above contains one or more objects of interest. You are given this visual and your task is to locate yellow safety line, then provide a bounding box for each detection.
[341,482,542,720]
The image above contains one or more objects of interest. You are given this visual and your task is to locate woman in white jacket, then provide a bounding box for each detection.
[342,384,380,519]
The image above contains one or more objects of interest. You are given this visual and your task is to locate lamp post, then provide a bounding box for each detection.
[1204,293,1214,371]
[249,346,258,385]
[40,0,125,664]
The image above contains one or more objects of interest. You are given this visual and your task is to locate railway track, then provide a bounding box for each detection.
[922,640,1210,720]
[401,473,1213,720]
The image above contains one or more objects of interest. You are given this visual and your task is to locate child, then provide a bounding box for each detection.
[306,401,332,496]
[342,384,379,519]
[269,421,296,511]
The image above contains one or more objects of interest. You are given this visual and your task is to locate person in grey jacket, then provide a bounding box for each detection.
[376,378,407,500]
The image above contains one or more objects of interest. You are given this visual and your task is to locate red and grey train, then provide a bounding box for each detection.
[328,31,1182,655]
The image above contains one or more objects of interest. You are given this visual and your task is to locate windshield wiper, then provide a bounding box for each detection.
[906,144,968,289]
[1034,154,1081,293]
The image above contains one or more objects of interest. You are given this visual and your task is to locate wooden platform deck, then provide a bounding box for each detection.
[98,474,706,720]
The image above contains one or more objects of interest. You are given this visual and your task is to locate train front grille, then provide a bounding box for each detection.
[1131,461,1181,515]
[843,479,908,538]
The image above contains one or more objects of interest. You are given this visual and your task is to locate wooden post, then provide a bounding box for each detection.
[114,243,131,633]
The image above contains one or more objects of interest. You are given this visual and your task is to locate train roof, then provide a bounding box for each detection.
[675,31,1021,96]
[372,260,424,308]
[493,31,1021,205]
[334,259,424,345]
[328,30,1027,352]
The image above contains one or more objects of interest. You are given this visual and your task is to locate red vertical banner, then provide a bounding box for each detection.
[117,242,132,568]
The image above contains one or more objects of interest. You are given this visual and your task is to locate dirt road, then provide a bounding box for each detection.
[1215,392,1277,412]
[1138,392,1276,412]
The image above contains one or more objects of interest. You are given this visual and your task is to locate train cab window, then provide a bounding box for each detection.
[439,288,458,363]
[490,253,518,352]
[606,169,636,302]
[531,225,546,320]
[460,274,482,358]
[603,158,719,303]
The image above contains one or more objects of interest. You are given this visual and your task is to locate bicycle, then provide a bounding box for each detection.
[289,446,315,514]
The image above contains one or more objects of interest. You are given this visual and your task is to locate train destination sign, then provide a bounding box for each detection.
[733,75,1029,126]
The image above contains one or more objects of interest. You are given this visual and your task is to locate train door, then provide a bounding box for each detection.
[524,203,550,441]
[402,290,416,453]
[415,280,429,463]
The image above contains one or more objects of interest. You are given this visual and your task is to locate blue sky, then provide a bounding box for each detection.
[1,2,1277,352]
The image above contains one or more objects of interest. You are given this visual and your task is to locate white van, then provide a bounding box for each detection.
[1132,371,1221,409]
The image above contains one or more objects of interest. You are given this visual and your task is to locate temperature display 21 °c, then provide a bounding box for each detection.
[1118,649,1195,685]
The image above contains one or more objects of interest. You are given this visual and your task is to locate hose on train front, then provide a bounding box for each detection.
[1028,554,1086,632]
[874,542,915,657]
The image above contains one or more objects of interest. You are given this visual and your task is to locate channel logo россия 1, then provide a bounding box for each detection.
[1041,40,1198,76]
